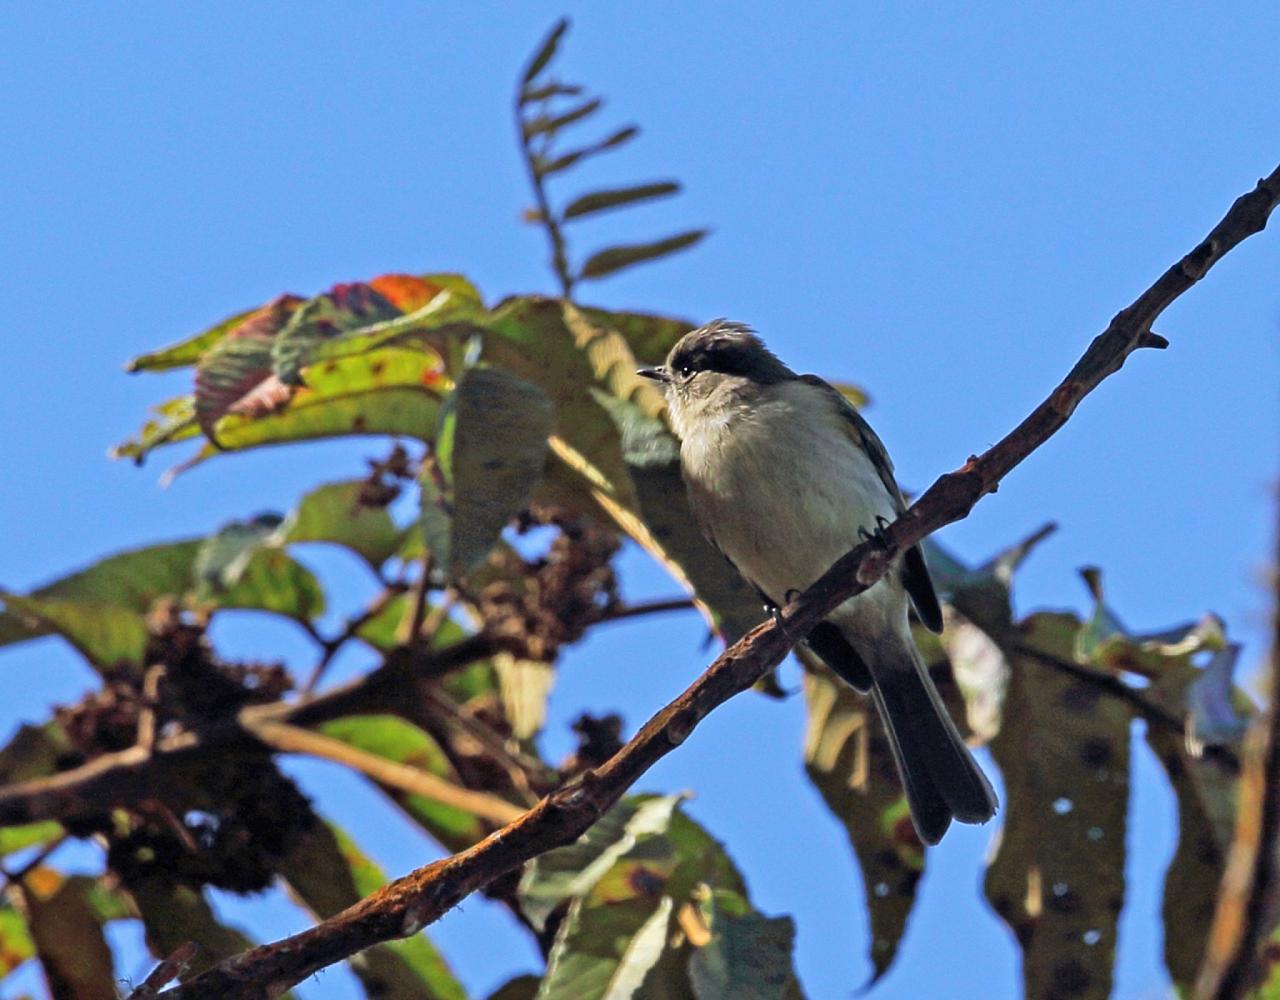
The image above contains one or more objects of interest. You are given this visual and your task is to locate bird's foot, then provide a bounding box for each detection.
[857,515,893,549]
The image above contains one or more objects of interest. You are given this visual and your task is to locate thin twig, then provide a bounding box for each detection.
[245,720,525,826]
[398,551,434,646]
[596,597,696,624]
[1011,643,1239,769]
[517,91,574,296]
[303,586,407,695]
[154,163,1280,1000]
[137,664,166,751]
[1193,498,1280,999]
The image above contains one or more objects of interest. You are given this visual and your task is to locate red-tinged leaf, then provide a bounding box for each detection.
[578,229,708,281]
[563,181,680,221]
[194,295,304,441]
[369,273,444,314]
[273,282,404,387]
[522,17,569,84]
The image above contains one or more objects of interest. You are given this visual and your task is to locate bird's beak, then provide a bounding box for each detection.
[637,367,670,384]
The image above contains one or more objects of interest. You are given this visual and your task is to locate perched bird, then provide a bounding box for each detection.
[638,320,996,844]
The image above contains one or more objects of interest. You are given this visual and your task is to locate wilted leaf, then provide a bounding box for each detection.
[494,653,555,741]
[443,366,554,577]
[985,613,1131,1000]
[317,715,486,851]
[489,975,541,1000]
[688,889,801,1000]
[522,17,569,84]
[194,295,304,440]
[18,871,116,1000]
[579,230,708,282]
[282,479,405,570]
[279,821,466,1000]
[563,182,679,221]
[127,348,449,480]
[802,666,922,984]
[109,395,198,464]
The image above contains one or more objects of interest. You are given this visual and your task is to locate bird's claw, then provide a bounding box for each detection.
[858,515,893,549]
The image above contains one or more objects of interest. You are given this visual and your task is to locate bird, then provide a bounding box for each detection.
[638,319,996,844]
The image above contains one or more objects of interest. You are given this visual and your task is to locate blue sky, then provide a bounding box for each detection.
[2,5,1278,998]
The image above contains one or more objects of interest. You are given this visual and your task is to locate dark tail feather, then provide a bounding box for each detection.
[868,640,998,843]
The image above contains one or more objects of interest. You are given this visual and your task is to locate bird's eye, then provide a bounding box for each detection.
[678,365,694,379]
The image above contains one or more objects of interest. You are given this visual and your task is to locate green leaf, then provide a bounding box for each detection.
[20,871,117,1000]
[0,540,202,652]
[537,894,678,1000]
[131,348,449,480]
[444,366,554,577]
[688,891,801,1000]
[578,309,692,366]
[0,593,150,670]
[316,715,486,851]
[537,127,638,177]
[984,612,1131,1000]
[214,547,326,621]
[519,795,685,933]
[273,282,404,387]
[563,182,680,221]
[125,303,266,373]
[109,395,199,464]
[579,230,708,281]
[522,18,569,84]
[0,821,62,857]
[801,665,922,985]
[193,515,285,595]
[0,904,34,978]
[279,821,467,1000]
[282,479,405,570]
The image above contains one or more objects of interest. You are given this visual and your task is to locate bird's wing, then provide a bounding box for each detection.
[798,374,944,633]
[684,469,780,609]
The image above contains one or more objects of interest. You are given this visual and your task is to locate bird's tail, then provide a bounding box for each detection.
[811,626,997,845]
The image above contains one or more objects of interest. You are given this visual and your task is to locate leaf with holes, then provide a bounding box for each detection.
[984,612,1131,1000]
[688,889,802,1000]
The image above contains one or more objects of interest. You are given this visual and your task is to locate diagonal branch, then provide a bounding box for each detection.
[154,165,1280,999]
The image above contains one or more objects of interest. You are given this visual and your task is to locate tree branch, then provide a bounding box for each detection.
[1193,493,1280,999]
[152,165,1280,999]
